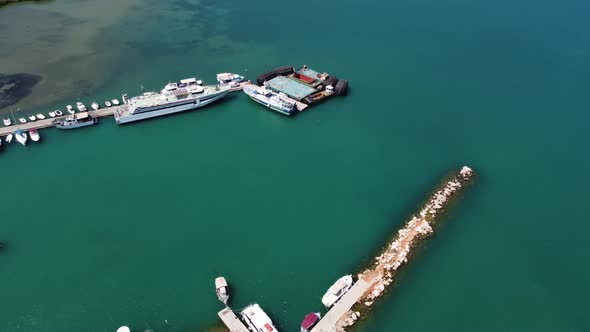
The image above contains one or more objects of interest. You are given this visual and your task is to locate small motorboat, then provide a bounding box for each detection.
[49,111,56,118]
[15,129,27,146]
[6,134,13,143]
[116,327,130,332]
[122,94,129,104]
[0,137,3,151]
[301,312,321,332]
[111,98,120,105]
[55,110,64,116]
[105,100,112,107]
[215,277,229,305]
[321,275,353,308]
[29,128,40,142]
[66,105,75,114]
[18,117,27,124]
[36,113,46,120]
[76,102,87,112]
[28,115,37,121]
[91,102,99,110]
[3,118,11,126]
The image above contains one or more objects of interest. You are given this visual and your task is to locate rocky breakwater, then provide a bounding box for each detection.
[336,166,475,331]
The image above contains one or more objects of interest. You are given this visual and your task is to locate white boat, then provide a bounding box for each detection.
[217,72,245,86]
[91,102,99,110]
[215,277,229,305]
[3,118,11,126]
[241,304,278,332]
[29,128,40,142]
[28,115,37,121]
[49,111,56,118]
[36,113,46,120]
[76,102,87,112]
[243,84,297,116]
[111,98,120,105]
[116,327,130,332]
[55,110,63,116]
[105,100,112,107]
[15,130,27,145]
[6,134,13,143]
[18,117,27,124]
[321,275,353,308]
[67,105,75,114]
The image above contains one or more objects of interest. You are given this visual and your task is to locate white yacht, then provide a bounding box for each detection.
[18,117,27,124]
[76,102,87,112]
[111,98,120,105]
[67,105,75,114]
[105,100,112,107]
[91,102,99,110]
[49,111,56,117]
[28,115,37,121]
[36,113,46,120]
[321,275,353,308]
[241,304,278,332]
[217,72,245,86]
[6,134,13,143]
[3,118,11,126]
[55,110,63,116]
[15,130,27,145]
[29,128,40,142]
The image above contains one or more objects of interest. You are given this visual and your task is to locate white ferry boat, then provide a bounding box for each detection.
[114,78,229,124]
[241,304,278,332]
[321,275,353,308]
[243,84,296,116]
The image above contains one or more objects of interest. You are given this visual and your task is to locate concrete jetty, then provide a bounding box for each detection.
[218,307,249,332]
[310,166,475,332]
[0,106,125,137]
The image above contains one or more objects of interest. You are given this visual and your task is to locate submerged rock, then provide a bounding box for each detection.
[0,73,42,110]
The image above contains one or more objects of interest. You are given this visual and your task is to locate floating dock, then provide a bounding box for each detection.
[0,106,125,137]
[218,308,249,332]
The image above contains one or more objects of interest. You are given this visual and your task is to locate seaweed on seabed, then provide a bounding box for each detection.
[0,241,5,252]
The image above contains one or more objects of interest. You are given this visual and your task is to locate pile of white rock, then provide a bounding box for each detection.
[338,311,362,331]
[359,166,474,307]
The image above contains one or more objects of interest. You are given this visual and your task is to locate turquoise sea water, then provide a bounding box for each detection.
[1,0,589,331]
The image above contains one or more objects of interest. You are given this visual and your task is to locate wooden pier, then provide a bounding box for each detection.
[218,307,249,332]
[0,106,126,137]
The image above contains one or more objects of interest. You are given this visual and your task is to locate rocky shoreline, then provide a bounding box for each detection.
[336,166,475,331]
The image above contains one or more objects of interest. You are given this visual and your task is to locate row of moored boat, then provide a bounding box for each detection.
[0,128,40,149]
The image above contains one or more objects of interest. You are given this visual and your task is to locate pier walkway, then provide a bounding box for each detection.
[0,106,126,137]
[218,308,249,332]
[311,278,372,332]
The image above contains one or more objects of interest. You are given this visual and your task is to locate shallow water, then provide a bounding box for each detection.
[1,0,589,331]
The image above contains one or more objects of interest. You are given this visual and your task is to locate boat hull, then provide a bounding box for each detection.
[115,90,228,124]
[55,118,98,129]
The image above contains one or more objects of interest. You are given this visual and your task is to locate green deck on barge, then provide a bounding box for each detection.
[266,75,316,101]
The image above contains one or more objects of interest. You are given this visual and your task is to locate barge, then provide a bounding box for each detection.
[248,65,348,116]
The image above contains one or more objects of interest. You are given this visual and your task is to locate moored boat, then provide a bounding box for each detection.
[49,111,56,118]
[55,110,63,116]
[321,275,353,308]
[67,105,75,114]
[76,102,87,112]
[3,118,11,126]
[111,98,120,105]
[18,117,27,124]
[29,128,40,142]
[215,277,229,305]
[0,137,3,151]
[53,112,97,129]
[301,312,321,332]
[243,84,297,116]
[105,100,112,107]
[15,129,27,145]
[36,113,46,120]
[241,304,278,332]
[91,102,99,110]
[28,115,37,121]
[6,134,13,143]
[217,72,245,86]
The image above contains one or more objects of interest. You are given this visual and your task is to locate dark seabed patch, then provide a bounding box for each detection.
[0,73,42,109]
